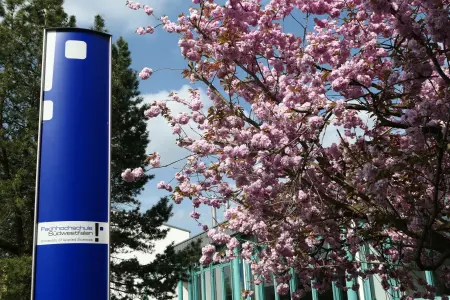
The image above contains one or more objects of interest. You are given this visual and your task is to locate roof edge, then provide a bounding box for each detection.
[163,223,191,233]
[172,221,231,249]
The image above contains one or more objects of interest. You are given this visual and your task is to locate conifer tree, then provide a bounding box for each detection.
[0,1,75,298]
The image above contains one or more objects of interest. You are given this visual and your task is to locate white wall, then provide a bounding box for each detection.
[133,224,190,265]
[182,281,189,300]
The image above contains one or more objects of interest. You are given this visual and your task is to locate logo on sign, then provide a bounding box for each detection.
[41,225,95,237]
[37,221,108,245]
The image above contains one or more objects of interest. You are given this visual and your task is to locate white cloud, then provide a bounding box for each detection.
[171,209,188,221]
[63,0,181,33]
[320,123,344,147]
[320,110,375,147]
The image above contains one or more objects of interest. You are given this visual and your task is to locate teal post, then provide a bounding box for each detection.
[188,271,193,300]
[289,268,297,296]
[201,267,206,300]
[244,261,252,291]
[362,278,372,300]
[344,247,358,300]
[383,240,400,300]
[311,280,319,300]
[221,267,226,300]
[345,277,359,300]
[425,270,434,285]
[388,279,401,300]
[332,279,356,300]
[211,266,217,300]
[258,281,265,299]
[231,249,242,300]
[273,274,279,300]
[193,274,197,300]
[178,280,184,300]
[332,281,341,300]
[360,245,373,300]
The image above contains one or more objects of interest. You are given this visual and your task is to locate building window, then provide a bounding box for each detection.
[241,261,257,299]
[403,270,428,298]
[205,269,212,299]
[316,283,334,300]
[336,276,350,300]
[195,273,202,300]
[263,278,276,300]
[294,274,314,300]
[215,267,224,300]
[302,291,314,300]
[365,274,390,300]
[430,270,450,298]
[223,265,233,300]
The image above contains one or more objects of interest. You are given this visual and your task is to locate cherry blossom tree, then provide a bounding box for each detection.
[125,0,450,298]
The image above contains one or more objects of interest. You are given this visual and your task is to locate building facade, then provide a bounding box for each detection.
[173,231,450,300]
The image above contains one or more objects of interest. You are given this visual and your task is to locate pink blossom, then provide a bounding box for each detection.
[148,153,161,168]
[174,112,190,125]
[121,168,135,182]
[121,168,144,182]
[139,67,153,80]
[192,111,205,124]
[202,244,216,255]
[172,124,182,134]
[131,167,144,179]
[190,211,201,219]
[144,5,153,15]
[308,116,324,129]
[146,26,155,34]
[144,106,161,118]
[126,0,140,10]
[175,172,185,181]
[251,133,272,149]
[157,181,173,192]
[199,254,211,265]
[226,237,239,250]
[276,283,290,295]
[190,98,203,111]
[136,27,146,35]
[173,192,183,204]
[208,229,230,244]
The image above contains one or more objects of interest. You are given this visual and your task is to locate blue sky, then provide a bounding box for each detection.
[63,0,224,235]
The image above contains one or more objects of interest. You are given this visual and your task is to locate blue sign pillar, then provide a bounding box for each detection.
[31,28,111,300]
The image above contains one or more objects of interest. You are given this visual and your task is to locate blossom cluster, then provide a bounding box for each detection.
[127,0,450,297]
[121,167,144,182]
[138,67,153,80]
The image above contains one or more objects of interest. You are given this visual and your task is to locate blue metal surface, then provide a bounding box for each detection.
[33,29,111,300]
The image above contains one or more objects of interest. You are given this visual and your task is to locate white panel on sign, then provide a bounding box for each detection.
[65,40,87,59]
[42,100,53,121]
[37,221,109,245]
[44,32,56,92]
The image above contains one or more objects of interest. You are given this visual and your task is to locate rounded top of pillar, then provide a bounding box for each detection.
[45,27,112,38]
